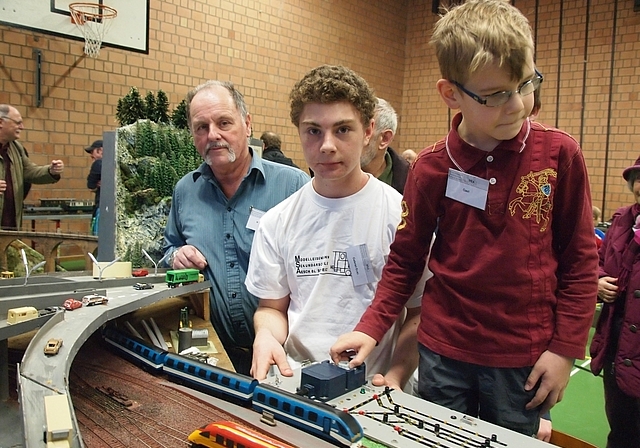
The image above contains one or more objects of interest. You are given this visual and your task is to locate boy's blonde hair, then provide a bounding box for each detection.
[430,0,534,84]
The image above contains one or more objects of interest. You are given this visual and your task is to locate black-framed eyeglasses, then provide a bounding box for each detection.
[452,69,544,107]
[0,116,24,126]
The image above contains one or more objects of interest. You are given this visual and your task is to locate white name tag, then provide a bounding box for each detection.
[346,244,376,287]
[246,207,265,231]
[445,168,489,210]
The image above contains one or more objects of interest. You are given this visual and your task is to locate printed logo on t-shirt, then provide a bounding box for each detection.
[294,251,352,277]
[508,168,556,232]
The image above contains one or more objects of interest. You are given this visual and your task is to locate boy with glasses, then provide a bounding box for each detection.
[332,0,597,437]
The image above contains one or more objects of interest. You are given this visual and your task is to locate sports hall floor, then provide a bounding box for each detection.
[550,325,609,448]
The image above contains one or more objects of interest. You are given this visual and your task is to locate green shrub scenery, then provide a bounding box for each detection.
[116,87,187,128]
[113,87,200,267]
[117,120,200,216]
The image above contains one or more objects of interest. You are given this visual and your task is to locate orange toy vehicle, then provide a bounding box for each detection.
[188,421,294,448]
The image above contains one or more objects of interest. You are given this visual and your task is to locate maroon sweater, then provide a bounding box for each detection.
[355,115,598,367]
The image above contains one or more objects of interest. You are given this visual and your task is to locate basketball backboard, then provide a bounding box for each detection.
[0,0,149,54]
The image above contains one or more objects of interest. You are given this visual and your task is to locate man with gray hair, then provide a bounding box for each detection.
[0,104,64,231]
[163,80,309,374]
[360,98,409,194]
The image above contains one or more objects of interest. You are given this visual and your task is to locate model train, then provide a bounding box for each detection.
[166,268,205,288]
[188,420,294,448]
[101,326,363,446]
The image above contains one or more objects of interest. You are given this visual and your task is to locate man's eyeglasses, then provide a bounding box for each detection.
[0,116,24,126]
[452,70,544,107]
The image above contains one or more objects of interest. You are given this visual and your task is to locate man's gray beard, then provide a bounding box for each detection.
[205,147,236,165]
[360,142,377,168]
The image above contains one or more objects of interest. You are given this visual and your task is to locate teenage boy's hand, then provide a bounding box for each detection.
[524,350,574,414]
[250,329,293,380]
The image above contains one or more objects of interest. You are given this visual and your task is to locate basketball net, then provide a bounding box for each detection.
[69,2,117,58]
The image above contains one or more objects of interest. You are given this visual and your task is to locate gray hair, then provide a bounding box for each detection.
[185,81,249,128]
[374,98,397,135]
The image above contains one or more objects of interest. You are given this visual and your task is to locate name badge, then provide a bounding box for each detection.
[445,168,489,210]
[246,207,265,231]
[346,244,376,287]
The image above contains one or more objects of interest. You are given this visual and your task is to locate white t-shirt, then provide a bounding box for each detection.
[246,174,424,379]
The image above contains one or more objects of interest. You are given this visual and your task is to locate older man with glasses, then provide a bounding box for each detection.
[0,104,64,231]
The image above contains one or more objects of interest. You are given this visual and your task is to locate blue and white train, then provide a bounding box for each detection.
[101,326,363,447]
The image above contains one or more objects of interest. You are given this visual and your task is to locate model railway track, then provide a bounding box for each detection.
[71,372,190,447]
[72,361,237,420]
[68,342,282,447]
[74,406,129,448]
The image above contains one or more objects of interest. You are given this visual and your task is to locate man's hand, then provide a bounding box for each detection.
[525,350,574,415]
[329,331,377,369]
[49,160,64,175]
[251,329,293,380]
[171,245,207,270]
[0,179,6,194]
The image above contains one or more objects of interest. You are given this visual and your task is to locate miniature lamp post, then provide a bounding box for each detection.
[142,249,169,277]
[20,249,46,286]
[88,252,121,281]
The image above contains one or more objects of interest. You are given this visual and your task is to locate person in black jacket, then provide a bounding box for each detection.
[259,131,299,168]
[85,139,102,235]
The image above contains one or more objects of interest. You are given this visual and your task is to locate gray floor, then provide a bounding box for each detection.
[0,399,24,448]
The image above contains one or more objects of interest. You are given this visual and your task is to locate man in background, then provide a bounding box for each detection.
[85,139,103,236]
[0,104,64,231]
[360,98,409,194]
[259,131,299,168]
[164,81,309,374]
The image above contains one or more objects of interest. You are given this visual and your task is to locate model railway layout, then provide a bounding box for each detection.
[103,326,549,448]
[6,272,548,448]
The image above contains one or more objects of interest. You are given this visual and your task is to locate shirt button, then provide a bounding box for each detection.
[630,324,638,333]
[623,359,632,367]
[487,155,494,162]
[635,290,640,298]
[227,207,232,212]
[226,234,231,239]
[232,293,236,298]
[230,262,235,268]
[489,178,496,185]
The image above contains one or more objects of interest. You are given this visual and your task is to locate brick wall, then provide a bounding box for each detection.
[1,0,639,230]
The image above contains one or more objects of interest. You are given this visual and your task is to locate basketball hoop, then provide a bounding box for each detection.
[69,2,117,58]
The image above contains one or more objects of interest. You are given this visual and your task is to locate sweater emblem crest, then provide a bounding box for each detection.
[508,168,556,232]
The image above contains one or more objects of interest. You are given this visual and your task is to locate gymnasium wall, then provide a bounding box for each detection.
[1,0,639,233]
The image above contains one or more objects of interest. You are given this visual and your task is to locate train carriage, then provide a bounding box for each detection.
[163,352,258,403]
[102,326,167,371]
[252,383,362,447]
[188,421,294,448]
[166,268,202,288]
